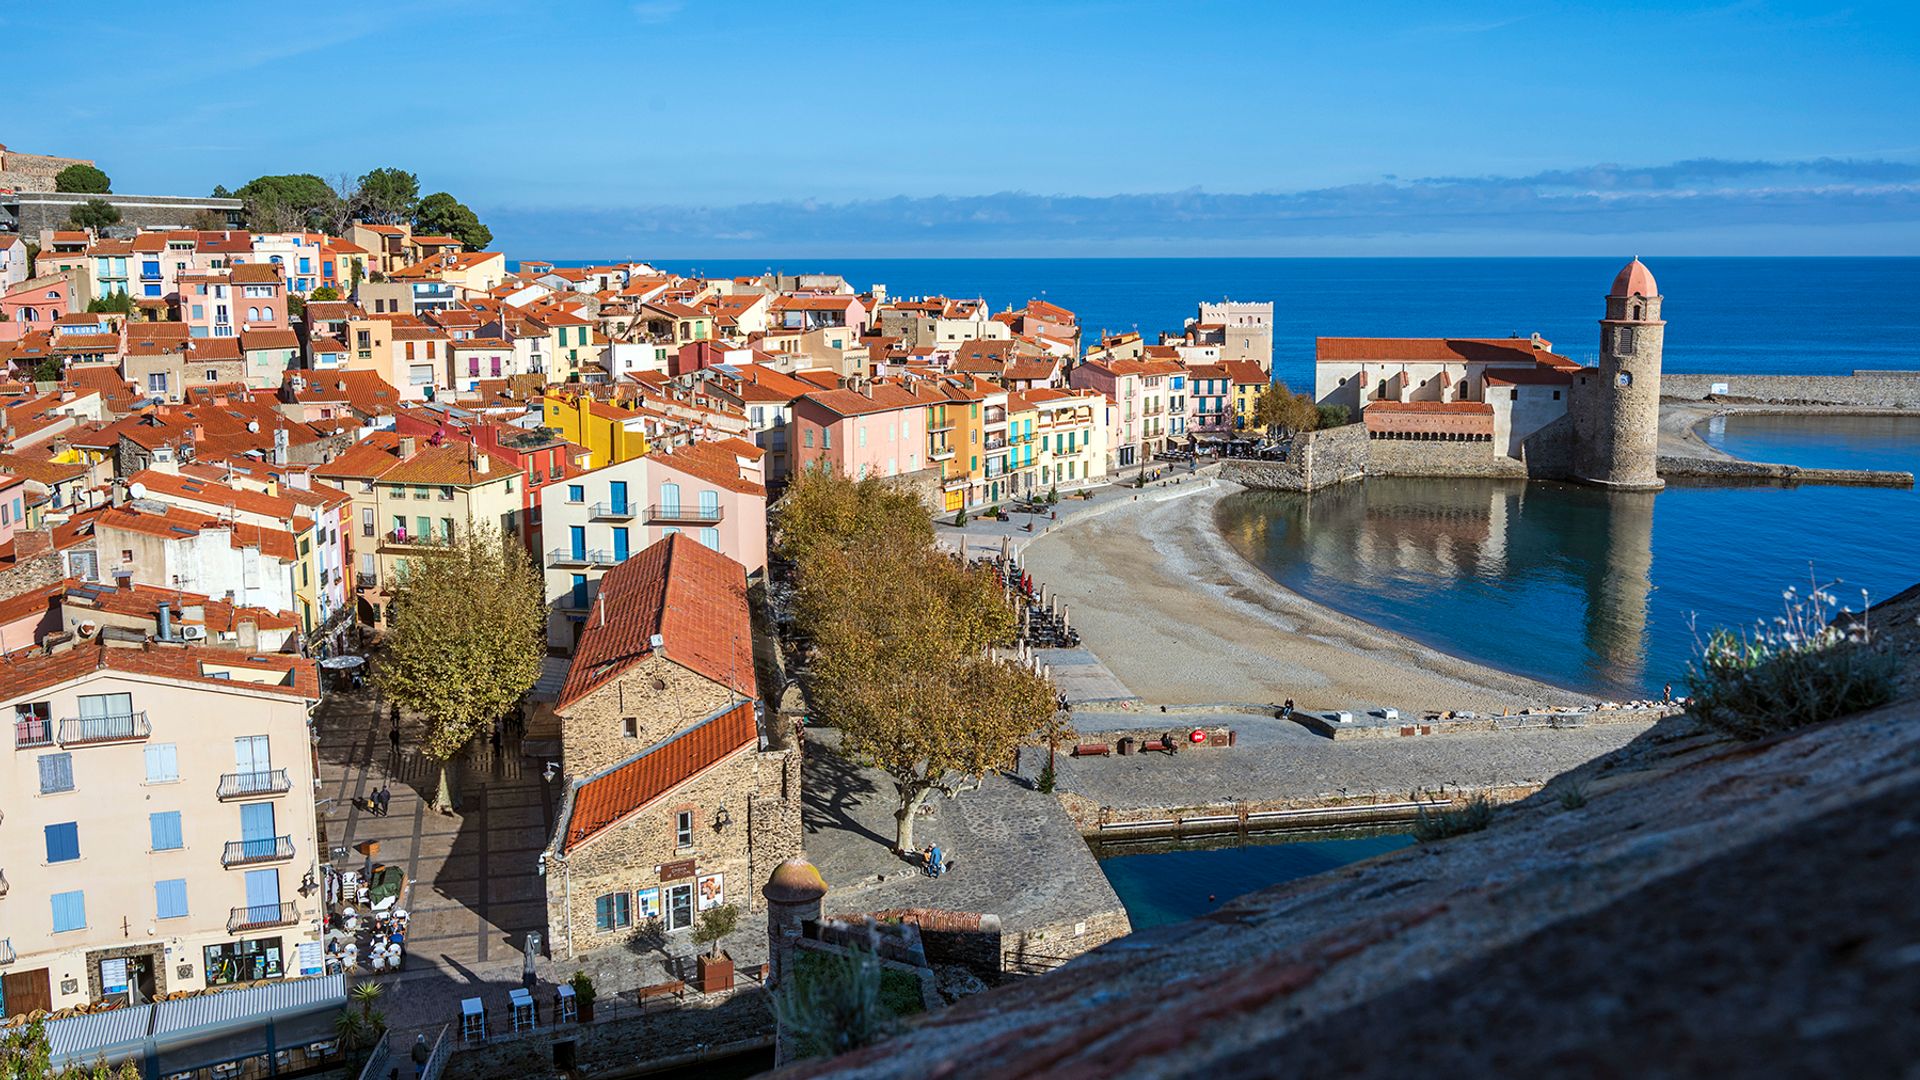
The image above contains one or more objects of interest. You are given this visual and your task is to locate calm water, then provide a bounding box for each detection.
[1096,831,1414,929]
[540,257,1920,391]
[1699,413,1920,473]
[1215,418,1920,700]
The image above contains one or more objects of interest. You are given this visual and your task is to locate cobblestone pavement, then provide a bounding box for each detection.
[801,728,1126,938]
[935,463,1219,564]
[1030,712,1651,810]
[314,685,766,1046]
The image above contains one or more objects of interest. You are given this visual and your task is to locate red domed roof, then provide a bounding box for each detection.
[1610,258,1657,298]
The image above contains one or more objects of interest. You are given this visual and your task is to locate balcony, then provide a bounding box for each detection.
[228,903,298,935]
[644,504,723,526]
[356,571,378,592]
[927,421,956,434]
[589,502,636,521]
[983,437,1007,451]
[222,835,294,868]
[929,445,955,462]
[59,712,150,747]
[218,769,292,801]
[14,718,53,749]
[0,868,8,897]
[983,408,1007,424]
[547,547,614,568]
[0,938,13,966]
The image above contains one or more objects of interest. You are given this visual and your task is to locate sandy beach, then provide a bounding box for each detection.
[1020,479,1583,716]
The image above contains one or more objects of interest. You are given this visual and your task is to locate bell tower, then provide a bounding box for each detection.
[1576,258,1665,490]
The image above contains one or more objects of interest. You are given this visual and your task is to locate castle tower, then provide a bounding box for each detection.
[1576,258,1665,490]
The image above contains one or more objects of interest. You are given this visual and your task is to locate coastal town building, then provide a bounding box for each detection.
[540,534,800,960]
[0,641,322,1013]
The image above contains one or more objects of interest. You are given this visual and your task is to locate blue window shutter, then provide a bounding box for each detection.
[51,890,86,932]
[45,822,79,862]
[39,753,74,793]
[156,879,189,919]
[150,811,183,851]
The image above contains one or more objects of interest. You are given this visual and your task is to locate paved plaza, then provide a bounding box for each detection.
[314,683,766,1043]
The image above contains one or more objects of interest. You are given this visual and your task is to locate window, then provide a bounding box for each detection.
[594,891,632,931]
[156,878,189,919]
[623,716,638,738]
[1616,326,1635,351]
[145,743,179,783]
[362,507,375,537]
[45,821,80,862]
[51,890,87,932]
[150,811,184,851]
[823,428,832,449]
[699,528,719,550]
[675,810,694,848]
[612,527,629,561]
[658,482,680,515]
[148,372,168,393]
[39,752,74,794]
[567,484,584,503]
[803,428,814,448]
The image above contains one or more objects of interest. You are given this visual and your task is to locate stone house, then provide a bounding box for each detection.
[541,533,800,960]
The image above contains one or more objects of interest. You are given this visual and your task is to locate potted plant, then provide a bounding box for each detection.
[694,904,739,992]
[569,970,596,1022]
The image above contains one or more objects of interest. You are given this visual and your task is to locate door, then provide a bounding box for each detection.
[569,525,585,561]
[0,969,53,1017]
[240,803,276,861]
[612,528,629,562]
[665,884,694,931]
[608,481,628,515]
[697,490,718,521]
[659,482,680,517]
[244,868,280,924]
[77,692,133,740]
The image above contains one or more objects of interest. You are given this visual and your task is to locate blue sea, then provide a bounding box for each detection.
[1096,831,1415,930]
[548,256,1920,391]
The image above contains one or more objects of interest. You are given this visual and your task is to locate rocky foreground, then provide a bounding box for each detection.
[779,586,1920,1078]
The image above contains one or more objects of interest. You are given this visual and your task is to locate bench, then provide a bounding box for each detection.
[747,962,771,984]
[636,980,686,1006]
[1141,740,1176,753]
[1071,743,1111,758]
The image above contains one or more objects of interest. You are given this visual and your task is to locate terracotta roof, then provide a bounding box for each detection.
[0,639,317,704]
[651,439,766,497]
[1314,337,1570,367]
[381,442,513,486]
[313,431,405,480]
[1365,400,1495,414]
[798,382,929,417]
[0,452,89,485]
[1483,368,1575,386]
[561,699,756,852]
[57,578,300,633]
[557,533,755,711]
[242,329,300,351]
[1611,258,1658,299]
[228,263,283,285]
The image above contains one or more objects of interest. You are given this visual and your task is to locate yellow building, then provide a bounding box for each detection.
[542,393,653,466]
[1226,360,1271,430]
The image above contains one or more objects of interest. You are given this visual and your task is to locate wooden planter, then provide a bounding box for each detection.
[698,953,734,993]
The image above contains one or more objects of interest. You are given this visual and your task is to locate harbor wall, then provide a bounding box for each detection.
[1656,455,1913,488]
[1663,371,1920,408]
[1217,422,1367,491]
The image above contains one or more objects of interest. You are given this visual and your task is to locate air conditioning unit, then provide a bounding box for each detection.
[179,625,206,641]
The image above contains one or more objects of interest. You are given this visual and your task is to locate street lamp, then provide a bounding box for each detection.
[713,804,732,831]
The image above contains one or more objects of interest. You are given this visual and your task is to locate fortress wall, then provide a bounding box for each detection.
[1663,372,1920,408]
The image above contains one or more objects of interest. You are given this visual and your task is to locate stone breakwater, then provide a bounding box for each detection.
[1657,454,1914,488]
[1663,370,1920,408]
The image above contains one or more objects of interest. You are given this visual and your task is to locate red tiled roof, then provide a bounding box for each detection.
[1483,367,1575,386]
[561,699,756,852]
[557,533,754,711]
[0,638,317,703]
[1314,337,1569,367]
[1366,400,1495,414]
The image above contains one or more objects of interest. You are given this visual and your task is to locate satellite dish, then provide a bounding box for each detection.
[129,482,148,500]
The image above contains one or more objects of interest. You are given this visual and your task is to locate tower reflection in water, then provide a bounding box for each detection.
[1219,477,1655,698]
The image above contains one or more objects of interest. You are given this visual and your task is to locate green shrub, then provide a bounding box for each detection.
[1687,583,1898,740]
[776,948,904,1060]
[1412,794,1493,843]
[953,508,968,527]
[1037,760,1056,793]
[1315,404,1351,429]
[1556,777,1589,811]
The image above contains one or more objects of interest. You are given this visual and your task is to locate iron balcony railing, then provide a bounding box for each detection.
[218,769,292,800]
[588,502,635,521]
[0,938,14,965]
[58,712,150,746]
[356,571,378,591]
[14,718,54,749]
[0,868,8,897]
[222,835,294,868]
[644,504,723,525]
[547,547,614,568]
[983,437,1007,451]
[929,446,956,461]
[228,903,298,934]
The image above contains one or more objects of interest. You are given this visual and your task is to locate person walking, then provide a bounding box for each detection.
[1663,683,1673,705]
[389,724,401,757]
[379,786,393,817]
[411,1033,431,1078]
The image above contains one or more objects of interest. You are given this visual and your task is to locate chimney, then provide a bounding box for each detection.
[157,601,173,641]
[236,618,259,652]
[399,436,417,459]
[475,452,490,475]
[13,527,53,560]
[190,424,204,443]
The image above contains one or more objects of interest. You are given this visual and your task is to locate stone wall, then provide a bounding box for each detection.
[559,655,740,778]
[1217,422,1367,492]
[0,530,67,598]
[544,745,802,960]
[1663,371,1920,408]
[11,193,244,236]
[1657,455,1913,488]
[1366,435,1528,479]
[0,149,94,192]
[859,909,1003,974]
[1003,909,1131,974]
[441,991,773,1080]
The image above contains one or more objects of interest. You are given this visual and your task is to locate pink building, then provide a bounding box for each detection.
[790,380,931,481]
[0,472,25,545]
[1,274,74,342]
[178,263,288,339]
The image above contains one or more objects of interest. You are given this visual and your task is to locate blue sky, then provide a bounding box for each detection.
[9,0,1919,256]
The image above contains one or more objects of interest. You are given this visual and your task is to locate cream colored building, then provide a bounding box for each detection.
[0,641,321,1015]
[367,441,520,610]
[1028,387,1110,492]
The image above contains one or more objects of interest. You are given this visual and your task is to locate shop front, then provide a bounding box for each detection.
[203,937,286,987]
